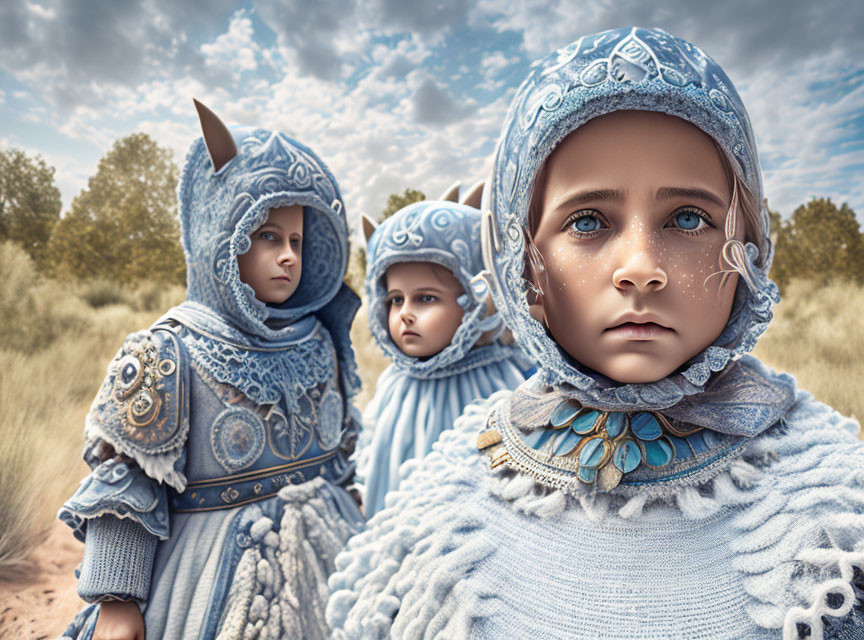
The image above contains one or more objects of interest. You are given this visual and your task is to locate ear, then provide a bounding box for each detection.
[460,180,485,208]
[438,181,460,202]
[528,295,546,324]
[361,214,378,244]
[193,98,237,172]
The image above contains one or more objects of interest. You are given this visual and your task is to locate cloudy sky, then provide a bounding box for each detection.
[1,0,862,235]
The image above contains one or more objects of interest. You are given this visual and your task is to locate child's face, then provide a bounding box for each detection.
[385,262,465,358]
[530,110,742,384]
[237,205,303,304]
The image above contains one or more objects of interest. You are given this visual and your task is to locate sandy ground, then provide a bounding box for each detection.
[0,518,86,639]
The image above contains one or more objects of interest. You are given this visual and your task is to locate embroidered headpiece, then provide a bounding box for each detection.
[178,105,351,340]
[366,201,509,378]
[482,26,778,409]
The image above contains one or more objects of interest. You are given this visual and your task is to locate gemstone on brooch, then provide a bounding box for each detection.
[114,355,144,399]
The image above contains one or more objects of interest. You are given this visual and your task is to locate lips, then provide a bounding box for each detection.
[272,275,292,282]
[605,312,673,340]
[604,322,672,340]
[402,330,420,337]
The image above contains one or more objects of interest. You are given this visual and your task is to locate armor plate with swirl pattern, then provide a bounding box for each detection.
[85,328,189,457]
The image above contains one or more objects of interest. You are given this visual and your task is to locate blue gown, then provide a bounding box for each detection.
[356,201,532,518]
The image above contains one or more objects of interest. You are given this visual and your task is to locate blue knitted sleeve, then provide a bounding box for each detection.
[75,515,159,602]
[58,459,170,602]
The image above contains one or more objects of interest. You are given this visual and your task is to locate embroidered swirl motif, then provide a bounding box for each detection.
[269,392,315,460]
[210,407,267,473]
[88,329,188,456]
[316,385,344,450]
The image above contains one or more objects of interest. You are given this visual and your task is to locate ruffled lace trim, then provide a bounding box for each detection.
[179,323,337,412]
[58,459,170,541]
[84,417,187,492]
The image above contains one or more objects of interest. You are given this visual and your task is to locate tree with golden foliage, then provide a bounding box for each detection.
[48,133,185,284]
[0,148,62,267]
[770,198,863,290]
[381,188,425,221]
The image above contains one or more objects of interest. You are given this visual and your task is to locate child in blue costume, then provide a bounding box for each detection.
[327,28,864,639]
[59,101,364,639]
[358,198,529,517]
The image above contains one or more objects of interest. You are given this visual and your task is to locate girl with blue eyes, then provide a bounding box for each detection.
[328,28,864,639]
[356,199,530,518]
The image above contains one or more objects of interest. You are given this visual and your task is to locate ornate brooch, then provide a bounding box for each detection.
[478,399,703,491]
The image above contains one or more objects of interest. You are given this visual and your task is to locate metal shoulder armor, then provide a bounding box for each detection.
[86,327,190,464]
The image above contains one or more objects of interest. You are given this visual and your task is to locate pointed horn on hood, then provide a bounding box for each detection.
[438,181,460,202]
[193,98,237,172]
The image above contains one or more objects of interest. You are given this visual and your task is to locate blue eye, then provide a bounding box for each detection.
[570,214,603,233]
[671,209,710,232]
[260,231,278,241]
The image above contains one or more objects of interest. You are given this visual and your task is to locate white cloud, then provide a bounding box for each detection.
[739,48,864,215]
[25,1,54,19]
[200,10,258,73]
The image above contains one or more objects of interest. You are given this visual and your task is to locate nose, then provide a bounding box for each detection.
[277,243,297,266]
[611,231,668,293]
[400,304,415,325]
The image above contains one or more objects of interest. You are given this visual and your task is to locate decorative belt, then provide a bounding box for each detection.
[170,450,339,512]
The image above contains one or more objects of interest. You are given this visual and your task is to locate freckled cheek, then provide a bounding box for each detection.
[544,242,608,290]
[665,243,721,283]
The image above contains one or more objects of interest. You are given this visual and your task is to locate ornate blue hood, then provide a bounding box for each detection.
[482,26,779,411]
[161,105,360,409]
[366,201,516,379]
[178,124,351,340]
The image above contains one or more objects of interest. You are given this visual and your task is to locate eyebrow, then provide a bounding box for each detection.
[549,188,628,212]
[386,286,444,296]
[656,187,727,208]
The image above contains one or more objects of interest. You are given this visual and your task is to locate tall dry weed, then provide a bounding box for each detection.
[753,278,864,424]
[0,292,165,581]
[0,242,89,352]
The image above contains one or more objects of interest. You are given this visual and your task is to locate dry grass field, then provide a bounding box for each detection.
[0,239,860,635]
[752,279,864,424]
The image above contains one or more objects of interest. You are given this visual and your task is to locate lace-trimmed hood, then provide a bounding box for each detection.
[178,125,350,341]
[366,201,514,379]
[482,26,779,410]
[165,112,360,407]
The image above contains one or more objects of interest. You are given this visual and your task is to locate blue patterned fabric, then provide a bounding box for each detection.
[359,201,530,516]
[483,26,778,411]
[59,459,170,542]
